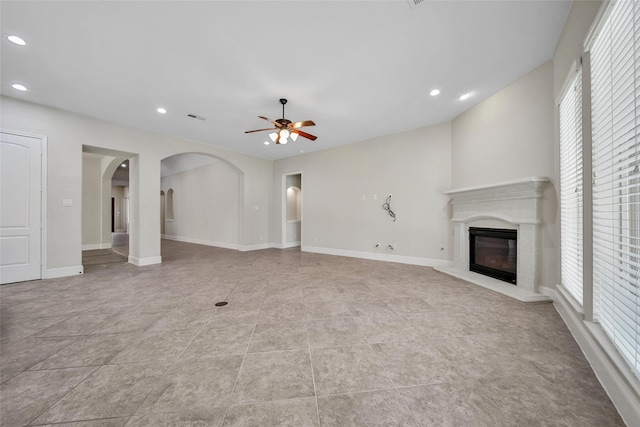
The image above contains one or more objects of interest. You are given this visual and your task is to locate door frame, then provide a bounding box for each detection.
[1,129,47,281]
[281,171,303,248]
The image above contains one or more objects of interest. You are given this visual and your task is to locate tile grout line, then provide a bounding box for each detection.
[366,340,423,427]
[304,317,322,426]
[23,364,102,427]
[219,270,267,424]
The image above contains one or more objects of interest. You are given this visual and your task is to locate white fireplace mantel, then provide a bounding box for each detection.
[435,176,552,303]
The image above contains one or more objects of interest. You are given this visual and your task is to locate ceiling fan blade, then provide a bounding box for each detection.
[292,129,317,141]
[244,128,277,134]
[259,115,287,129]
[290,120,315,129]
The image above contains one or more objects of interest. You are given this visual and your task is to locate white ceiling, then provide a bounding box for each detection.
[1,0,571,161]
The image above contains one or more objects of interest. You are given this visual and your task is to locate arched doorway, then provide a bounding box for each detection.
[283,173,302,248]
[160,152,243,252]
[81,146,134,266]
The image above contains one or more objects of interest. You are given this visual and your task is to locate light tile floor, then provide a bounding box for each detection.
[0,240,625,426]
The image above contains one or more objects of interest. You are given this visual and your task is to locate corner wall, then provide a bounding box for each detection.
[451,61,558,289]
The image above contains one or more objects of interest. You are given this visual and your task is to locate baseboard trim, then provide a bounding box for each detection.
[127,255,162,266]
[271,241,301,249]
[82,243,112,250]
[552,285,640,426]
[44,265,84,279]
[301,245,452,267]
[163,235,239,251]
[239,243,272,252]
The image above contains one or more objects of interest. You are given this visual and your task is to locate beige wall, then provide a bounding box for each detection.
[451,61,555,188]
[553,0,603,97]
[162,160,241,248]
[0,96,273,274]
[451,61,558,288]
[273,122,452,265]
[0,0,605,279]
[81,154,102,248]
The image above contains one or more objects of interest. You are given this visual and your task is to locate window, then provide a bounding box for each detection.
[590,0,640,378]
[559,67,584,305]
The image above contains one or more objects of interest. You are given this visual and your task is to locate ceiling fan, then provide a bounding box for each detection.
[245,98,317,145]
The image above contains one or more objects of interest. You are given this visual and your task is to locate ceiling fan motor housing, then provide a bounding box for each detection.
[244,97,317,142]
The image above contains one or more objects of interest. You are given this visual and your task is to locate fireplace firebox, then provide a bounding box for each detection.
[469,227,517,284]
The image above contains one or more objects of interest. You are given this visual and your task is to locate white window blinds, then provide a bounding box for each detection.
[591,0,640,379]
[559,68,584,305]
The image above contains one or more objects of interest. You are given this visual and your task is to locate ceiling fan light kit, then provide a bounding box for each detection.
[245,98,317,145]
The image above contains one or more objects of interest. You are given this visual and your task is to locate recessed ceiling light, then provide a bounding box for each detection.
[429,89,440,96]
[458,92,472,101]
[7,35,26,46]
[156,107,167,114]
[264,141,270,145]
[11,83,27,91]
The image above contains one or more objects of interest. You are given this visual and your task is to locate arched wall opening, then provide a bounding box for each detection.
[81,146,133,255]
[160,152,244,251]
[283,173,302,248]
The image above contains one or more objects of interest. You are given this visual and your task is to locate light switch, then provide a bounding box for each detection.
[62,198,73,207]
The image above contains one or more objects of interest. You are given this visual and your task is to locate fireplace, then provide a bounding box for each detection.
[435,177,551,303]
[469,227,517,284]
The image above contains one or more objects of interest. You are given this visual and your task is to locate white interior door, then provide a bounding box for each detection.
[1,132,42,284]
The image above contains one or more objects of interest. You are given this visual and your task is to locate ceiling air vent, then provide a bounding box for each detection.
[406,0,426,8]
[187,113,206,121]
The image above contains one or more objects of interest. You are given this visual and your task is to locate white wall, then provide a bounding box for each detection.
[451,61,557,289]
[272,122,452,265]
[162,159,241,248]
[0,96,273,274]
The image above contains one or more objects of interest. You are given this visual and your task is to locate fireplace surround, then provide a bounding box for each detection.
[435,177,551,303]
